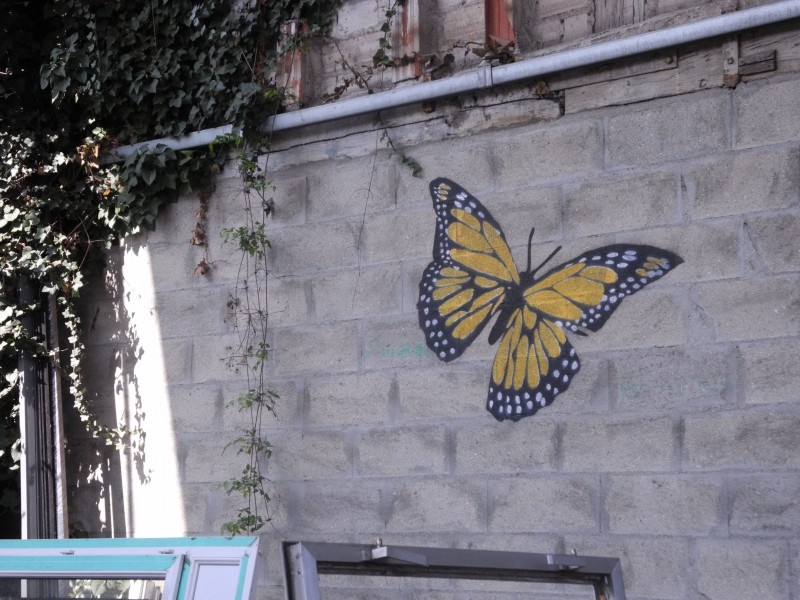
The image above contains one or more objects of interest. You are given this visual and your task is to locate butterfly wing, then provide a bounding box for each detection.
[525,244,684,334]
[418,178,519,361]
[488,244,683,421]
[487,308,580,421]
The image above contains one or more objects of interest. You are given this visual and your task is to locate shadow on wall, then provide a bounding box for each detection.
[65,246,148,537]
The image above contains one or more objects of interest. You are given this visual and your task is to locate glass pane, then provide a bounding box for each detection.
[0,578,164,599]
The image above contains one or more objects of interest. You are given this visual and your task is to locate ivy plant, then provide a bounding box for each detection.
[0,0,339,533]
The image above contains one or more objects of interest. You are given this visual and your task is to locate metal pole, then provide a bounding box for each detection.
[17,278,59,540]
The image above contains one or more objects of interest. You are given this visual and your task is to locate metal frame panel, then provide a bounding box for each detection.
[282,541,625,600]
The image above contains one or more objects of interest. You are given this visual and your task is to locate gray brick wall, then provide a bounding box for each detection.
[75,36,800,600]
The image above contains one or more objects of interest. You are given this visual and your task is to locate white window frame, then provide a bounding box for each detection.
[0,536,259,600]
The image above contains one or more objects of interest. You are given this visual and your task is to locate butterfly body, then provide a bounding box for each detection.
[417,178,683,422]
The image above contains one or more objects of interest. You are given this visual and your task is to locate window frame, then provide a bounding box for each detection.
[282,541,625,600]
[0,536,259,600]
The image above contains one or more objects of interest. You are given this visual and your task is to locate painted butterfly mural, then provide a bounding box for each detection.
[417,178,683,422]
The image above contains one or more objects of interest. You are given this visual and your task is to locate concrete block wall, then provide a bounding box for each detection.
[73,20,800,600]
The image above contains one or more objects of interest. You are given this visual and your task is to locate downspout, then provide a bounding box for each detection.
[105,0,800,161]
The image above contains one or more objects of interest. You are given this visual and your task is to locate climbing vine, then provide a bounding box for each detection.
[216,136,277,535]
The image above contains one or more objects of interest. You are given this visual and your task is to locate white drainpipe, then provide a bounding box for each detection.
[105,0,800,162]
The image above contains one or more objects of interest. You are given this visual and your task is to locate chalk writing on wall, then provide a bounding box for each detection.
[417,178,684,422]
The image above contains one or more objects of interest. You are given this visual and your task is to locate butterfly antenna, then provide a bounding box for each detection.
[530,244,562,277]
[526,227,536,272]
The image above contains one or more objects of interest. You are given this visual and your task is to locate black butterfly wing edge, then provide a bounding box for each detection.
[418,178,513,362]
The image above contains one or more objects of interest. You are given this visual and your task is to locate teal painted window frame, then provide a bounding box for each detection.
[0,537,259,600]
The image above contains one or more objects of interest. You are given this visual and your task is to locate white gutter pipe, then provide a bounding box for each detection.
[103,124,235,163]
[107,0,800,161]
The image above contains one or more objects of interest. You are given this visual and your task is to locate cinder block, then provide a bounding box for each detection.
[562,535,689,599]
[148,195,202,246]
[197,480,291,534]
[747,214,800,273]
[687,148,800,218]
[526,5,593,48]
[729,474,800,535]
[167,384,223,433]
[482,185,564,249]
[562,416,676,472]
[267,175,308,227]
[395,365,489,421]
[561,11,594,41]
[164,338,193,384]
[266,275,311,327]
[439,0,485,48]
[571,288,687,352]
[448,531,564,553]
[306,372,393,427]
[542,355,610,416]
[269,129,384,174]
[609,346,733,411]
[311,264,403,322]
[182,434,240,483]
[363,316,440,370]
[494,121,603,187]
[357,425,448,476]
[607,95,728,167]
[362,208,435,265]
[255,533,293,587]
[266,429,350,480]
[694,538,785,600]
[273,321,360,376]
[267,220,359,276]
[307,158,396,222]
[565,172,678,237]
[190,332,251,383]
[454,421,558,474]
[618,221,740,283]
[402,259,430,314]
[396,140,494,209]
[683,409,800,470]
[146,242,200,290]
[192,239,242,287]
[329,0,381,39]
[397,169,439,210]
[737,77,800,148]
[525,0,591,20]
[604,475,723,535]
[154,285,229,339]
[178,483,214,535]
[447,98,563,138]
[738,339,800,406]
[386,479,487,532]
[221,378,303,430]
[697,275,800,342]
[287,480,385,533]
[489,476,599,533]
[315,32,384,84]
